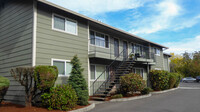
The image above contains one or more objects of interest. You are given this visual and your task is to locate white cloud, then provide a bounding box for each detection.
[130,0,181,34]
[163,35,200,54]
[173,14,200,30]
[47,0,148,16]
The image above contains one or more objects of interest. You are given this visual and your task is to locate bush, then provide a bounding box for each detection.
[11,67,35,107]
[120,73,146,95]
[41,84,77,111]
[111,94,123,99]
[141,87,152,95]
[34,66,58,91]
[68,55,89,106]
[150,70,169,91]
[0,76,10,103]
[173,73,182,88]
[168,73,177,89]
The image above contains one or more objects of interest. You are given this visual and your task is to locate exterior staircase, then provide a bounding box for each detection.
[90,50,135,101]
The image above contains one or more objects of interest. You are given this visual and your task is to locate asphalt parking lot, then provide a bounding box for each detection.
[89,82,200,112]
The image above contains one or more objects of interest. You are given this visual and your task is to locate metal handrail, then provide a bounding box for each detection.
[90,49,127,94]
[103,51,135,97]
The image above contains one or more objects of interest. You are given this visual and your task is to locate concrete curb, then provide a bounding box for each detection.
[109,94,152,102]
[151,87,179,95]
[68,103,95,112]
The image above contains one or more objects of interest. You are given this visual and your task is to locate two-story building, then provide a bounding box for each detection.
[0,0,171,103]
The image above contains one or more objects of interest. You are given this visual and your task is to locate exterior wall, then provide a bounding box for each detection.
[151,47,164,70]
[35,3,89,85]
[163,55,170,72]
[0,0,33,104]
[89,26,150,61]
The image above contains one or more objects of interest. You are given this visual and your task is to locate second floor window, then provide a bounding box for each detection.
[53,14,77,35]
[90,30,109,48]
[132,43,143,55]
[154,48,160,56]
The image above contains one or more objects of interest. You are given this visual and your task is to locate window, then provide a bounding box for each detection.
[52,59,72,76]
[90,30,109,48]
[90,64,109,80]
[133,68,144,78]
[132,44,143,55]
[154,48,160,56]
[54,15,65,30]
[53,14,77,35]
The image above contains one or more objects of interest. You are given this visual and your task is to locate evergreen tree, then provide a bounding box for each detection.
[68,55,89,105]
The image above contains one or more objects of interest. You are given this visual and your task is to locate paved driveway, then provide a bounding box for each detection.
[89,82,200,112]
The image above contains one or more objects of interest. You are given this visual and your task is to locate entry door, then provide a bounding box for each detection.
[123,41,128,58]
[114,38,119,57]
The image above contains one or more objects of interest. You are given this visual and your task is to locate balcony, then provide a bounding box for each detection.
[89,38,156,64]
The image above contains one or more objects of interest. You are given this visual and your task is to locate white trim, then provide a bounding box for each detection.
[155,68,161,70]
[88,22,91,95]
[32,1,37,67]
[51,58,71,77]
[52,13,78,36]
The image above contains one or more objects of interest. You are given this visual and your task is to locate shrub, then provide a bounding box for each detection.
[120,73,146,95]
[174,73,182,88]
[150,70,169,91]
[34,66,58,91]
[41,84,77,111]
[11,67,35,107]
[111,94,123,99]
[168,73,176,89]
[68,55,89,106]
[0,76,10,103]
[141,87,152,95]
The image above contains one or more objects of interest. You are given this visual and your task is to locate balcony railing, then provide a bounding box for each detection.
[89,38,156,62]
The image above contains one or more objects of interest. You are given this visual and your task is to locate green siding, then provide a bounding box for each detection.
[151,47,164,70]
[0,0,33,104]
[163,55,170,72]
[36,4,89,85]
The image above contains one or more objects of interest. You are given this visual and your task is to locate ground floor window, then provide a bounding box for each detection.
[52,59,72,76]
[90,64,109,80]
[133,68,144,78]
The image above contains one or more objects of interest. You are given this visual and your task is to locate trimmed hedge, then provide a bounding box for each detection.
[34,66,58,91]
[173,73,182,88]
[169,73,176,89]
[41,84,78,111]
[141,87,152,95]
[150,70,182,91]
[120,73,146,95]
[0,76,10,103]
[150,70,169,91]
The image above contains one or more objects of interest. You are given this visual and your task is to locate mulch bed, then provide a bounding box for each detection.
[0,101,90,112]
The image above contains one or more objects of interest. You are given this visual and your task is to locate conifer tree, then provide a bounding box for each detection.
[68,55,89,105]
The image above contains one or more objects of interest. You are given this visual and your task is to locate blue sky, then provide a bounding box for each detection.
[47,0,200,54]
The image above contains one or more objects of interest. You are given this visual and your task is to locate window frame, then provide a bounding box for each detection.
[51,58,71,77]
[90,64,109,81]
[52,13,78,35]
[133,67,144,78]
[89,30,110,49]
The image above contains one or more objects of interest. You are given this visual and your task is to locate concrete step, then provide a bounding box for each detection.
[90,97,107,101]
